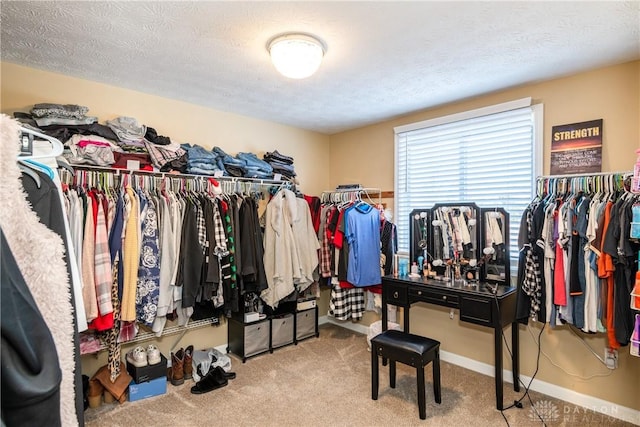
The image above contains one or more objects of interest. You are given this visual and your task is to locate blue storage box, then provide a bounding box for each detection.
[128,376,167,402]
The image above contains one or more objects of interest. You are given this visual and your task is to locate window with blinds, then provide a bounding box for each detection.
[394,99,542,276]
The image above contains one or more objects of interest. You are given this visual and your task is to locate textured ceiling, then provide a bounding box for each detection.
[1,1,639,135]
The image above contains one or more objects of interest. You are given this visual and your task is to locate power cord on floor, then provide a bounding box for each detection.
[493,292,547,427]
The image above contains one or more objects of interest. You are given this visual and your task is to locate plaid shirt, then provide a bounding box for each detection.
[93,191,114,316]
[196,198,207,253]
[319,206,333,278]
[213,202,228,252]
[522,209,542,318]
[144,140,186,169]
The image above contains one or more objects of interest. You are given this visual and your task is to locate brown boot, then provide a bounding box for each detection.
[170,348,185,386]
[103,390,115,404]
[184,345,194,380]
[87,378,103,408]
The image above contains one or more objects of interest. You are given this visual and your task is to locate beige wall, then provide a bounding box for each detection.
[1,62,331,375]
[329,61,640,411]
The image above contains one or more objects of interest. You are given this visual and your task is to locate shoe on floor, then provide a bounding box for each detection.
[197,364,236,380]
[170,348,185,386]
[190,366,228,394]
[87,378,104,408]
[126,346,148,368]
[146,344,161,365]
[184,345,193,380]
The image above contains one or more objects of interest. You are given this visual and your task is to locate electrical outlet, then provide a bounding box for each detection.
[449,309,455,320]
[604,348,618,369]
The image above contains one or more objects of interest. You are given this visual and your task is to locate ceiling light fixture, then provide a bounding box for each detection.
[268,33,325,79]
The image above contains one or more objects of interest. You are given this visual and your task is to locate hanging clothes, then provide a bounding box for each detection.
[345,202,382,287]
[135,190,161,326]
[261,188,319,308]
[319,188,395,321]
[63,166,286,344]
[518,174,639,350]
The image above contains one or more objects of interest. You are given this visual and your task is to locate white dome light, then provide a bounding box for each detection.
[268,34,325,79]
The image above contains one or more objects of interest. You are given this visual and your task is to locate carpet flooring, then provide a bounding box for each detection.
[84,323,633,427]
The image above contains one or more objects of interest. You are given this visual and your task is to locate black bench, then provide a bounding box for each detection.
[371,329,441,420]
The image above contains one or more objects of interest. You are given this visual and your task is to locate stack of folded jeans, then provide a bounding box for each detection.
[213,147,243,177]
[236,152,273,179]
[182,143,226,175]
[263,150,296,179]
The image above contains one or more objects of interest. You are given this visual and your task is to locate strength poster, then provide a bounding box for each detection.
[550,119,603,175]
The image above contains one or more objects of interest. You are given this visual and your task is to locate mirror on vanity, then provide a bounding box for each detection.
[479,208,510,286]
[409,203,510,288]
[430,203,480,283]
[409,203,481,283]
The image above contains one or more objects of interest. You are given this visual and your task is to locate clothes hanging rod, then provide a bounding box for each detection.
[322,187,382,194]
[536,171,632,180]
[320,187,382,204]
[69,164,294,186]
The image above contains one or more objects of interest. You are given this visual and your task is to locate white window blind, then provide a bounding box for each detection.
[394,101,542,275]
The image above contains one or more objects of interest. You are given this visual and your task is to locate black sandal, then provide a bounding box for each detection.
[190,367,228,394]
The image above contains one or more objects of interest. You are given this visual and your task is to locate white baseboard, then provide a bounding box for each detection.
[320,315,370,335]
[321,316,640,425]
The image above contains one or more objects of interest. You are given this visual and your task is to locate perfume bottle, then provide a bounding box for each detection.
[410,262,419,275]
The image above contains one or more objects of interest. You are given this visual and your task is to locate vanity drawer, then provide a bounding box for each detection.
[410,287,459,308]
[460,296,493,326]
[383,284,408,305]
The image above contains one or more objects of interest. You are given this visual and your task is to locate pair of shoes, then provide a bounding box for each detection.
[190,366,230,394]
[168,345,193,385]
[126,344,162,367]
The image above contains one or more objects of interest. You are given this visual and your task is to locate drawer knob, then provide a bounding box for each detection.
[393,291,399,299]
[442,295,447,300]
[417,291,422,295]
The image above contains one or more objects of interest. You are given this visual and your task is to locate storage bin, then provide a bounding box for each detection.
[271,313,294,349]
[296,308,317,341]
[228,316,270,362]
[244,319,271,357]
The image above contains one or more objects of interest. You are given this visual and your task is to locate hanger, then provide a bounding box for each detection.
[18,162,41,188]
[17,126,64,160]
[20,159,54,180]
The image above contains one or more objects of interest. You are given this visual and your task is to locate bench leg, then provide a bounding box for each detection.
[389,360,396,388]
[417,364,426,420]
[433,352,441,404]
[371,349,379,400]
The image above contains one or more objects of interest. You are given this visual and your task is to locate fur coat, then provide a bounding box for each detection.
[0,114,78,426]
